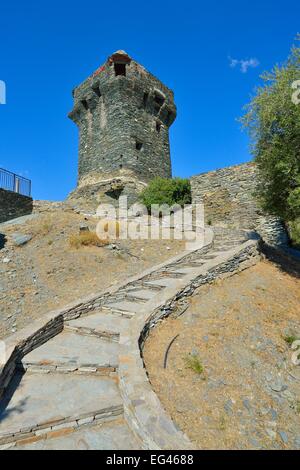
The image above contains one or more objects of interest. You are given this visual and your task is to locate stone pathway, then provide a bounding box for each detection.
[0,229,249,449]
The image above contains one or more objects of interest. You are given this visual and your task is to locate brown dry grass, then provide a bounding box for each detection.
[69,231,109,249]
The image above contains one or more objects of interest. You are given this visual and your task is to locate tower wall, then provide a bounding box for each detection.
[69,52,176,189]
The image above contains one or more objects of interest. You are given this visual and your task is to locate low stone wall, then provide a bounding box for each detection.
[0,189,33,224]
[191,162,289,247]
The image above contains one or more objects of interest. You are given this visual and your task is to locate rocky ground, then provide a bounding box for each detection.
[144,261,300,450]
[0,202,186,340]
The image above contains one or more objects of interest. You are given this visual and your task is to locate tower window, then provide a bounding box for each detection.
[156,121,161,133]
[143,92,149,108]
[114,63,126,76]
[136,141,143,151]
[92,85,101,97]
[154,93,165,107]
[81,99,89,110]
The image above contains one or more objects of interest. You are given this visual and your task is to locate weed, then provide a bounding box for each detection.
[184,353,204,375]
[283,334,299,346]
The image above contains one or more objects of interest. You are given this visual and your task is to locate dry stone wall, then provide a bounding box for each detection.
[191,162,289,247]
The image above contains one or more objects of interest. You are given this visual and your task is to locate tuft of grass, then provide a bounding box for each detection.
[219,415,226,431]
[69,231,109,249]
[184,353,204,375]
[283,334,299,346]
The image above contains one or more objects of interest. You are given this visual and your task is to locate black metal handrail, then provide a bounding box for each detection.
[0,168,31,197]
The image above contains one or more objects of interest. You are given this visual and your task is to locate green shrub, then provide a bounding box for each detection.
[139,177,191,212]
[288,218,300,248]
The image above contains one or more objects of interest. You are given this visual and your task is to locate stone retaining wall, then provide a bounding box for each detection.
[0,189,33,224]
[191,162,289,247]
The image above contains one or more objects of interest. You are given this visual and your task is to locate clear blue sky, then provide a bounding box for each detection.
[0,0,299,200]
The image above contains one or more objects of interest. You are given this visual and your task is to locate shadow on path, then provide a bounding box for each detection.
[0,366,28,423]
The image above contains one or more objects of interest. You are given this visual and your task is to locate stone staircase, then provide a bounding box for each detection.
[0,228,257,450]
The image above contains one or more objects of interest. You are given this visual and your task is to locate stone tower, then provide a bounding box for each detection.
[68,50,177,209]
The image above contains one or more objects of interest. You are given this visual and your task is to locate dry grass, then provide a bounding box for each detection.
[69,231,109,249]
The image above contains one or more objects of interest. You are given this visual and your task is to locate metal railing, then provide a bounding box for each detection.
[0,168,31,197]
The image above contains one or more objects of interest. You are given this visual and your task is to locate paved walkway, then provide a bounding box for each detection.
[0,230,247,449]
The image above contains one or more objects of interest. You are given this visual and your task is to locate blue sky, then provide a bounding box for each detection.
[0,0,299,200]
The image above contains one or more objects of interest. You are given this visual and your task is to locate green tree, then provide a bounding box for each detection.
[241,36,300,223]
[139,177,191,212]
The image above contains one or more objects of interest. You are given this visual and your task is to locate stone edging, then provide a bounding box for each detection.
[118,240,262,450]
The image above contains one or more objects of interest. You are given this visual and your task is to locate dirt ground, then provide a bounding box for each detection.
[0,205,186,339]
[143,261,300,450]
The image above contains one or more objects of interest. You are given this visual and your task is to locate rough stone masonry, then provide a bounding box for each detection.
[68,50,176,209]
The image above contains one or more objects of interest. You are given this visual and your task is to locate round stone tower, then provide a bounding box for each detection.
[68,51,177,209]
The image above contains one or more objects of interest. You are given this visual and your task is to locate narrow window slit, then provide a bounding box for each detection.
[114,63,126,76]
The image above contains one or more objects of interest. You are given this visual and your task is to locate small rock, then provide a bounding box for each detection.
[11,233,32,247]
[243,399,252,413]
[248,438,261,449]
[278,431,288,444]
[269,408,278,420]
[2,258,10,263]
[224,399,234,416]
[270,380,287,393]
[79,224,89,232]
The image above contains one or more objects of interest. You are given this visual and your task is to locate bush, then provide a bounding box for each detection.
[69,231,109,249]
[139,177,191,212]
[288,218,300,248]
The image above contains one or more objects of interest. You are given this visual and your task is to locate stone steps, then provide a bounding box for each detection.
[0,371,123,447]
[20,330,119,373]
[13,418,141,450]
[102,299,142,316]
[64,309,130,342]
[0,228,253,449]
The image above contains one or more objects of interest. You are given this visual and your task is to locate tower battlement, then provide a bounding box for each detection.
[69,50,176,191]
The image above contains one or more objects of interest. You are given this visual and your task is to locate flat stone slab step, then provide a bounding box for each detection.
[0,372,123,443]
[13,418,141,450]
[125,288,157,301]
[144,278,182,288]
[65,310,130,341]
[165,266,196,275]
[102,300,141,315]
[20,331,119,370]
